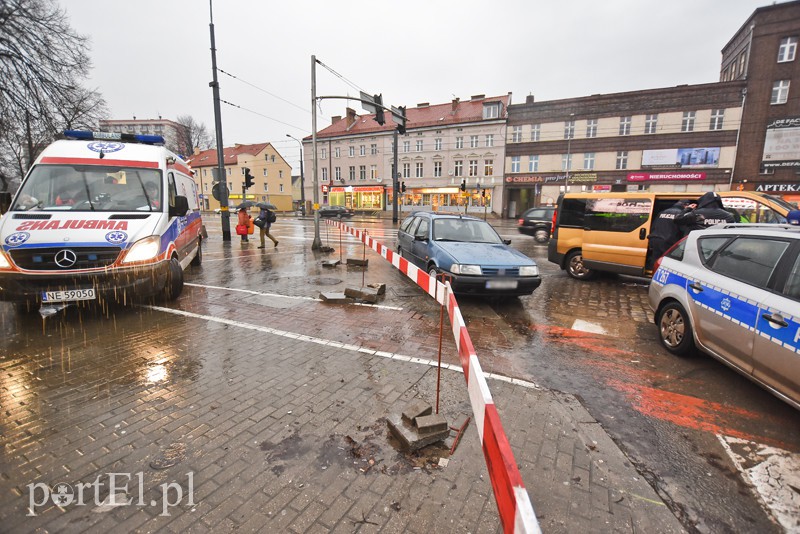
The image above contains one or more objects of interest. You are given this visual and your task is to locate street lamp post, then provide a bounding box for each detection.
[565,113,574,191]
[286,134,306,215]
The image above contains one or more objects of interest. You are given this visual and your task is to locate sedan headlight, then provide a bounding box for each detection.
[122,236,161,264]
[0,252,11,269]
[519,265,539,276]
[450,264,482,275]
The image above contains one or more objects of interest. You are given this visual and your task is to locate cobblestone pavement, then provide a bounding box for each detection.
[0,218,684,533]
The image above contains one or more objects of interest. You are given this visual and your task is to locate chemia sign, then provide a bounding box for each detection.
[755,183,800,192]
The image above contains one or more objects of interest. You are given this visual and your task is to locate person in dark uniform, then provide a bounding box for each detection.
[676,192,735,235]
[648,200,690,268]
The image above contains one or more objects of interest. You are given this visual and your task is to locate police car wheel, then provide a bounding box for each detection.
[566,250,594,280]
[657,301,695,356]
[190,239,202,267]
[164,257,184,301]
[534,229,549,244]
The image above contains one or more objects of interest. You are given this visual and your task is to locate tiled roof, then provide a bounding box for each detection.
[310,94,511,140]
[186,143,270,168]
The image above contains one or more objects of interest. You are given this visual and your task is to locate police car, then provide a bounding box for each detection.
[649,224,800,410]
[0,130,204,311]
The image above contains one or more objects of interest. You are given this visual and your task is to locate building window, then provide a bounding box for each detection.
[510,156,520,173]
[739,53,746,75]
[264,183,268,192]
[359,145,365,156]
[564,120,575,140]
[772,80,790,104]
[416,140,423,152]
[371,165,377,179]
[586,119,597,138]
[322,168,328,181]
[349,146,355,157]
[359,165,366,180]
[435,138,442,151]
[456,137,464,149]
[468,160,478,177]
[619,116,631,136]
[645,114,658,134]
[511,126,522,143]
[403,141,410,153]
[227,168,231,175]
[370,144,377,155]
[528,155,539,172]
[531,124,540,142]
[710,109,724,130]
[484,159,494,176]
[616,151,628,170]
[454,160,463,176]
[263,168,267,177]
[485,134,494,147]
[778,37,797,62]
[335,167,341,181]
[470,135,479,148]
[335,147,340,158]
[584,153,595,170]
[681,111,696,132]
[434,161,442,177]
[279,170,283,178]
[348,166,355,181]
[416,162,424,178]
[321,148,327,160]
[279,184,284,193]
[483,102,500,119]
[562,154,572,171]
[402,163,410,178]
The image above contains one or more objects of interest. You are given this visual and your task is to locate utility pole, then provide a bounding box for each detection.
[392,129,399,223]
[311,56,322,250]
[208,0,230,241]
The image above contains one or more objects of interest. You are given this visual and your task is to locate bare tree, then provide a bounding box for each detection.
[0,0,107,189]
[175,115,212,156]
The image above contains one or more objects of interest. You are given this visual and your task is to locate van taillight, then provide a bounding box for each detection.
[652,237,686,275]
[551,209,557,231]
[517,218,524,225]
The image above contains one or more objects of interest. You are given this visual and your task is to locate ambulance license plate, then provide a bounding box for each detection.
[41,289,96,303]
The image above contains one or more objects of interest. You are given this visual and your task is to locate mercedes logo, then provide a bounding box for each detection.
[54,249,77,268]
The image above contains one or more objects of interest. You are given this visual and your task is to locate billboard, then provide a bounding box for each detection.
[763,117,800,168]
[641,147,720,168]
[627,172,706,182]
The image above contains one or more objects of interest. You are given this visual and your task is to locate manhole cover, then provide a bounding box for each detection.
[310,277,343,286]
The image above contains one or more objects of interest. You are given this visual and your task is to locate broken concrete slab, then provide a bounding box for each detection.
[319,292,354,303]
[343,286,380,303]
[415,414,448,435]
[366,283,386,295]
[387,413,449,451]
[402,399,432,424]
[321,259,341,268]
[346,258,369,266]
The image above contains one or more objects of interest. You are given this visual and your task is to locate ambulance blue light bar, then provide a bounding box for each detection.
[63,130,166,145]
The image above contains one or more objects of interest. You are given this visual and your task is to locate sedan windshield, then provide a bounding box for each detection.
[11,164,162,212]
[432,218,503,244]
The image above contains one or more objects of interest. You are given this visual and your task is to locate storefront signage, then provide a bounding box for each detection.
[627,172,706,182]
[755,183,800,192]
[568,173,597,183]
[330,186,384,193]
[763,117,800,168]
[592,185,611,191]
[321,185,329,193]
[505,175,544,183]
[642,148,720,168]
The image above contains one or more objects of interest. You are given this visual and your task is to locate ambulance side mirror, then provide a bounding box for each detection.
[170,195,189,217]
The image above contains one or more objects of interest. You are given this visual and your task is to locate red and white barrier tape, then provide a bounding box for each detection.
[326,220,540,534]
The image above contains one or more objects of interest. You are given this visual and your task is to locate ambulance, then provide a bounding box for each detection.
[0,130,204,311]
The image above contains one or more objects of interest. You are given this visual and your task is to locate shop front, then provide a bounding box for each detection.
[327,185,385,211]
[386,186,493,214]
[754,183,800,206]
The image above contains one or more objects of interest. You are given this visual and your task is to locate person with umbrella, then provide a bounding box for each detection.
[237,205,251,242]
[256,202,278,248]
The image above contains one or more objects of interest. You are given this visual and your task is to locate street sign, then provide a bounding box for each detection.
[360,91,377,114]
[313,203,320,210]
[391,106,403,125]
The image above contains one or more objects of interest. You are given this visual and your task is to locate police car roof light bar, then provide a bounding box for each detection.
[63,130,166,146]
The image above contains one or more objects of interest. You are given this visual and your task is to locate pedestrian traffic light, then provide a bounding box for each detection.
[244,167,254,189]
[373,94,385,126]
[401,182,406,193]
[460,180,466,192]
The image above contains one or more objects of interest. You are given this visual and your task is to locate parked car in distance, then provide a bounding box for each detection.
[317,205,354,218]
[518,206,556,243]
[649,224,800,410]
[397,212,541,297]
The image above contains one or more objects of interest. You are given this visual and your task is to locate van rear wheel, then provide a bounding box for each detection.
[566,250,594,280]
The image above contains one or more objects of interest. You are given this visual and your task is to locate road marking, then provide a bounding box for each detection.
[717,434,800,531]
[184,282,404,311]
[144,304,541,391]
[571,319,608,335]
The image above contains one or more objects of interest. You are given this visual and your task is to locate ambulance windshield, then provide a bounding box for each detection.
[11,165,163,212]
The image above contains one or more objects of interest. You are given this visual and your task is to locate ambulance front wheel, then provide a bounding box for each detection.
[163,257,184,301]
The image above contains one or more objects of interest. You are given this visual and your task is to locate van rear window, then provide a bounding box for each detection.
[585,198,651,232]
[559,198,586,227]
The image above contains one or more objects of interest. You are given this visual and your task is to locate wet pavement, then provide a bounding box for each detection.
[0,215,685,533]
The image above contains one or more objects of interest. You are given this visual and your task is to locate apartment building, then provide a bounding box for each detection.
[305,94,510,216]
[99,118,189,156]
[187,143,292,211]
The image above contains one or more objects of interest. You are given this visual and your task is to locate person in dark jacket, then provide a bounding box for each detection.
[648,200,689,267]
[676,192,735,235]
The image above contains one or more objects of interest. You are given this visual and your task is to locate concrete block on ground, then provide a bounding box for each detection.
[402,399,432,424]
[366,283,386,295]
[343,286,379,303]
[387,413,449,451]
[321,260,340,268]
[346,258,369,266]
[415,414,448,435]
[319,292,353,303]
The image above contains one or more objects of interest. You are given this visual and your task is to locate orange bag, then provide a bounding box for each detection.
[247,216,255,235]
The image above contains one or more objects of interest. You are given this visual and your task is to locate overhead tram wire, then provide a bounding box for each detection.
[219,99,308,134]
[217,68,311,115]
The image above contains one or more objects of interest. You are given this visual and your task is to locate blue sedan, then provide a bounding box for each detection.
[397,212,541,297]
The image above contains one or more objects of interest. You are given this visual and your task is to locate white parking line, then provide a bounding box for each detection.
[144,304,541,391]
[184,282,404,310]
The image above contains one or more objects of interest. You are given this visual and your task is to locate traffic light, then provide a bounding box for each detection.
[397,106,407,135]
[460,180,466,192]
[401,182,407,193]
[244,167,254,189]
[373,94,385,126]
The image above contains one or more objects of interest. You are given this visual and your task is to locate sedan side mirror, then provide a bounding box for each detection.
[414,234,428,241]
[503,239,512,245]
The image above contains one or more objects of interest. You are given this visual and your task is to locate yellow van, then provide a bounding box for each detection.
[547,191,794,280]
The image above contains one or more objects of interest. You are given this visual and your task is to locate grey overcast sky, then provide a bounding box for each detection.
[61,0,770,171]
